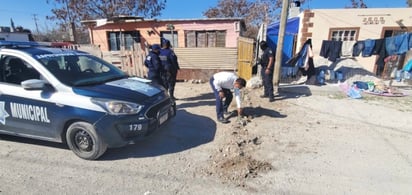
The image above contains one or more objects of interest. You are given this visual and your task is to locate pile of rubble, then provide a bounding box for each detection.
[201,89,273,187]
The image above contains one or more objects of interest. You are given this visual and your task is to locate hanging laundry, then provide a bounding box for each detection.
[320,40,342,62]
[341,40,356,57]
[362,39,375,57]
[373,38,387,75]
[409,33,412,50]
[385,33,409,55]
[286,39,316,82]
[352,41,364,57]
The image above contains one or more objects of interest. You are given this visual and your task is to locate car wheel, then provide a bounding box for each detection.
[66,121,107,160]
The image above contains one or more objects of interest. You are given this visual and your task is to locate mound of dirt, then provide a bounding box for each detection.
[204,123,273,187]
[202,90,273,187]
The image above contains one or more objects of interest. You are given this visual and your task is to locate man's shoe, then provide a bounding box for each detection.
[224,111,234,117]
[269,97,275,102]
[260,94,269,98]
[217,117,230,124]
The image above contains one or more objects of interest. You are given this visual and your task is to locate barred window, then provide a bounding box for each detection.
[107,31,140,51]
[185,30,226,47]
[329,28,359,41]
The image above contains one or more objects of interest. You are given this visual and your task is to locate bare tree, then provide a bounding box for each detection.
[47,0,166,22]
[46,0,166,43]
[203,0,305,38]
[348,0,368,8]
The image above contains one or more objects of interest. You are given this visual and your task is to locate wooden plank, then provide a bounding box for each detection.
[237,37,254,80]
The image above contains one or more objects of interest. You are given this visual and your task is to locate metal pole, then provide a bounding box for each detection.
[273,0,290,93]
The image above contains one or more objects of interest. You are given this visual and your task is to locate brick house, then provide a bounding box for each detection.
[82,16,247,80]
[295,8,412,75]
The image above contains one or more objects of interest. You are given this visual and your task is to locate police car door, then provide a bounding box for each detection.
[0,56,56,139]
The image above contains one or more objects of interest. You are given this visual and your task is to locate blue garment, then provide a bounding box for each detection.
[261,67,274,98]
[409,33,412,50]
[159,48,180,73]
[386,33,409,55]
[362,39,375,57]
[296,44,308,68]
[395,33,409,54]
[403,59,412,72]
[159,48,180,98]
[347,86,362,99]
[385,36,396,55]
[260,47,275,70]
[151,44,161,50]
[144,51,164,86]
[260,47,274,98]
[352,41,364,57]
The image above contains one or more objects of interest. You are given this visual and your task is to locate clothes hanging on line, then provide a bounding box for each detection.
[385,33,409,56]
[362,39,376,57]
[373,38,387,71]
[320,32,412,62]
[341,40,356,57]
[320,40,342,62]
[352,41,364,57]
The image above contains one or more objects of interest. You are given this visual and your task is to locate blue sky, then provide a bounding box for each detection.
[0,0,408,32]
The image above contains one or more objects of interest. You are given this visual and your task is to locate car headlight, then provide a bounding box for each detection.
[91,98,143,115]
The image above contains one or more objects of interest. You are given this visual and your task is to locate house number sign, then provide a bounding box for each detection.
[363,17,385,25]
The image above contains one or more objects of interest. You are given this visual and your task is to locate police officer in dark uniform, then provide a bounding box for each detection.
[259,41,275,102]
[159,38,180,100]
[144,44,165,87]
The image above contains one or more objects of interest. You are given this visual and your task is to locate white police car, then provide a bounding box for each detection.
[0,41,176,160]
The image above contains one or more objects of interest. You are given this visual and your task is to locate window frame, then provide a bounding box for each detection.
[107,31,141,51]
[381,27,410,38]
[185,30,226,48]
[328,27,360,41]
[160,31,179,48]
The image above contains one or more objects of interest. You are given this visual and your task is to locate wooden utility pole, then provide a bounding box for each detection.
[273,0,290,93]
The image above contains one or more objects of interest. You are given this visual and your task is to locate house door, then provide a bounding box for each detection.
[237,37,255,80]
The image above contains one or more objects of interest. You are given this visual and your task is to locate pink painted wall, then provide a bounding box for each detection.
[88,19,242,51]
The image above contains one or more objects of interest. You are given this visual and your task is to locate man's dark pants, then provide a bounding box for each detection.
[261,67,274,98]
[209,77,233,119]
[167,71,178,98]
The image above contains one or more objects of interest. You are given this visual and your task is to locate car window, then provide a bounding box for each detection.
[0,56,40,85]
[37,54,127,86]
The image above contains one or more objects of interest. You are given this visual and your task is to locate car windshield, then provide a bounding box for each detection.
[36,54,128,86]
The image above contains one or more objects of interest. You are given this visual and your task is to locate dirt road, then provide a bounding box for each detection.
[1,82,412,195]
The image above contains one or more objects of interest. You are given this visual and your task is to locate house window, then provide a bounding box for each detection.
[185,30,226,47]
[234,22,240,32]
[107,31,140,51]
[382,28,408,38]
[160,32,178,48]
[329,28,359,41]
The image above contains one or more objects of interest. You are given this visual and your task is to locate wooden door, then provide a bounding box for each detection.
[237,37,255,80]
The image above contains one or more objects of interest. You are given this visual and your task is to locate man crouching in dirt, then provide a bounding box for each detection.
[209,71,247,124]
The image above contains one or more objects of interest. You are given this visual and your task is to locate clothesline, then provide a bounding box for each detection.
[320,32,412,66]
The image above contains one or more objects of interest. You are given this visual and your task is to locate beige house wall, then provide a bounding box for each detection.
[299,8,412,73]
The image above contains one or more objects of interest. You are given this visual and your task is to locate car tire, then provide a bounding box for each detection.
[66,121,107,160]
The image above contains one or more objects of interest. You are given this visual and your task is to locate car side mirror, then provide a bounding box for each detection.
[21,79,46,90]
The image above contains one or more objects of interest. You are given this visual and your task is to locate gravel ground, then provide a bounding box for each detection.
[1,80,412,195]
